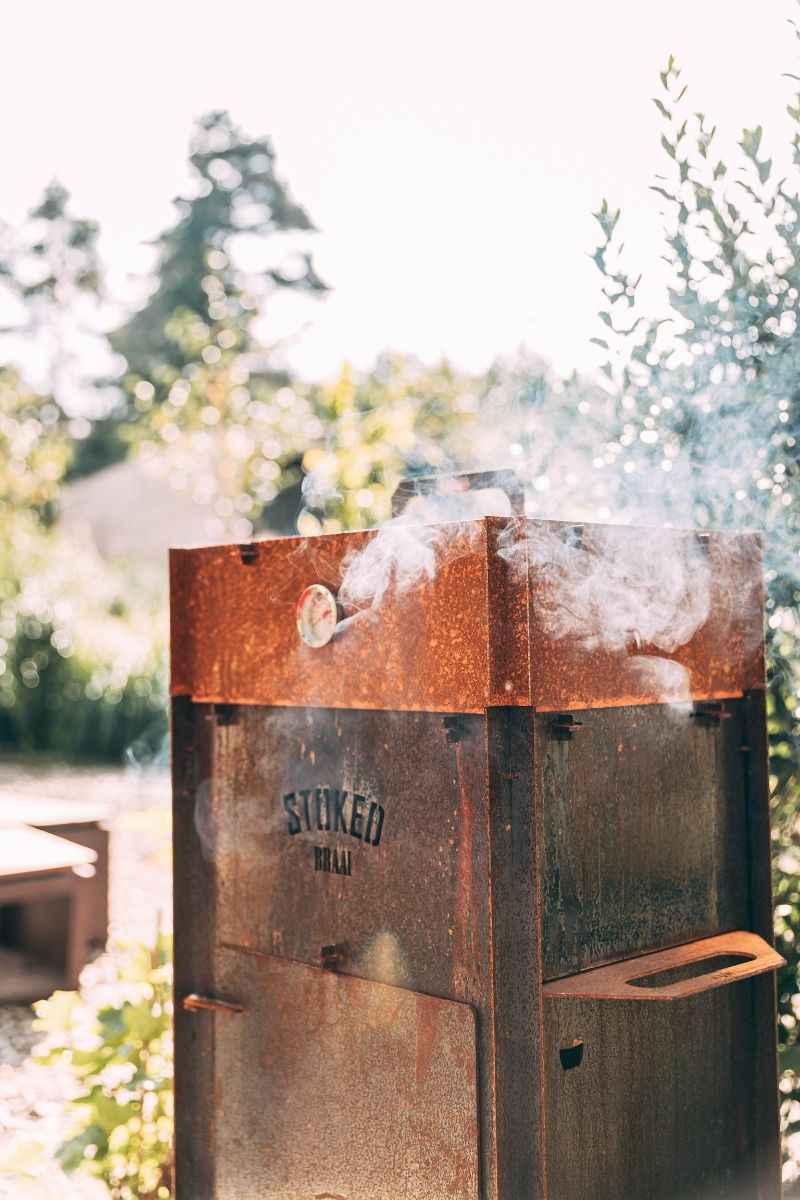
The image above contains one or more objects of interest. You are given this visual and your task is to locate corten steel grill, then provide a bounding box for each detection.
[170,471,784,1200]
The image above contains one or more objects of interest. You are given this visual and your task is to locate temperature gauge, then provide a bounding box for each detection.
[296,584,339,648]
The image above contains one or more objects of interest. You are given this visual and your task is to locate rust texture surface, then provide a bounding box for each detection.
[170,519,529,714]
[170,519,763,712]
[538,701,752,979]
[487,706,547,1198]
[544,976,779,1200]
[174,703,505,1199]
[204,946,480,1200]
[526,522,764,712]
[173,696,218,1200]
[541,930,783,1001]
[172,690,783,1199]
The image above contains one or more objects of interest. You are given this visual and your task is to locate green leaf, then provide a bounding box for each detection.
[69,1046,114,1071]
[97,1005,127,1036]
[87,1087,140,1135]
[779,1042,800,1074]
[740,125,763,160]
[56,1124,108,1173]
[120,941,157,984]
[33,990,79,1034]
[660,135,676,160]
[123,1000,162,1044]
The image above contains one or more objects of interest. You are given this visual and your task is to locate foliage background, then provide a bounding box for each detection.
[0,45,798,1200]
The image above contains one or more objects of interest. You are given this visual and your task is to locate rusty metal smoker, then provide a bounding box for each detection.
[171,471,783,1199]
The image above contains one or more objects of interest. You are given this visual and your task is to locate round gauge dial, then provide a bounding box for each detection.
[296,584,338,648]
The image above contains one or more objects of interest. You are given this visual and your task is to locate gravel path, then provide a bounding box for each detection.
[0,759,171,1198]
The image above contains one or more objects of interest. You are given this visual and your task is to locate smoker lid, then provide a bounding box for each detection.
[169,517,764,713]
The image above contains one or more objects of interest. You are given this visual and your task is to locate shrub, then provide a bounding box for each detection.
[33,936,174,1200]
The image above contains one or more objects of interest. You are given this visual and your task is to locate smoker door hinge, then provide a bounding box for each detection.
[690,702,731,729]
[550,714,584,741]
[318,943,349,971]
[239,543,258,565]
[182,993,246,1016]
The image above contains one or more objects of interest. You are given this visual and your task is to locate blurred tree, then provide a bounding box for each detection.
[112,109,327,387]
[0,350,164,759]
[300,354,483,532]
[136,312,323,541]
[0,183,109,429]
[78,110,328,482]
[0,367,70,526]
[0,367,166,759]
[590,52,800,1176]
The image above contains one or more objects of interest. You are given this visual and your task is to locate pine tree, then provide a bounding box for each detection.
[112,109,327,399]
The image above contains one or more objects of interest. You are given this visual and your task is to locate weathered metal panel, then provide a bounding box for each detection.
[179,703,501,1199]
[169,520,528,714]
[527,524,764,712]
[538,701,752,979]
[169,520,763,713]
[203,946,480,1200]
[173,697,218,1200]
[543,977,778,1200]
[487,706,546,1199]
[742,687,783,1197]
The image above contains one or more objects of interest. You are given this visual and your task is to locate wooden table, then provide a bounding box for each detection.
[0,795,110,1001]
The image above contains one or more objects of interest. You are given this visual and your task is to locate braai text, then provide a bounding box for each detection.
[314,846,352,875]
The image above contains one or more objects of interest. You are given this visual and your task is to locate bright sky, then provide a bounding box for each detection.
[2,1,796,382]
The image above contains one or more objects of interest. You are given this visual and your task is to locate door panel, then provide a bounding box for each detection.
[208,946,480,1200]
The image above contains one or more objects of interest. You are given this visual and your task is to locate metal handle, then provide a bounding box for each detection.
[391,469,525,516]
[542,931,785,1003]
[182,993,247,1015]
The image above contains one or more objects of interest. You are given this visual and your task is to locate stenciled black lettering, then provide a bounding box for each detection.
[333,789,348,833]
[311,843,355,876]
[364,801,384,847]
[284,785,384,856]
[283,793,301,836]
[349,794,366,839]
[299,788,312,832]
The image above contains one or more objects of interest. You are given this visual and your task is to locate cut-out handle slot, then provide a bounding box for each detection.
[542,931,784,1003]
[629,952,753,990]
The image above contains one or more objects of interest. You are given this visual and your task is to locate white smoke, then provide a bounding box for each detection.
[334,483,514,625]
[497,521,711,655]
